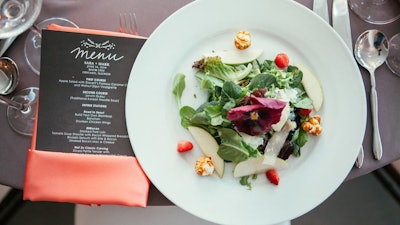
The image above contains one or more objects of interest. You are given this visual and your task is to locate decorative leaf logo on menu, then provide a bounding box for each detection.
[81,39,115,50]
[70,38,124,61]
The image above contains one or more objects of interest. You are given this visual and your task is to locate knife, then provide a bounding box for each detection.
[332,0,353,50]
[332,0,364,168]
[313,0,330,24]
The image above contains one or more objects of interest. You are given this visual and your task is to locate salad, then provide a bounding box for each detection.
[172,31,323,188]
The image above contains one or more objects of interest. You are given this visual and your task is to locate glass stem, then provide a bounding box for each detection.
[30,23,42,38]
[0,95,26,111]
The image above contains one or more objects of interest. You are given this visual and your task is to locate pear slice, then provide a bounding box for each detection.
[188,126,224,177]
[297,64,324,111]
[233,155,288,178]
[263,120,297,164]
[203,49,263,65]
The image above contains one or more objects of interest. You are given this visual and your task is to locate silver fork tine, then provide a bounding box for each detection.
[119,13,139,35]
[123,13,131,34]
[119,13,125,33]
[131,13,139,36]
[127,13,134,34]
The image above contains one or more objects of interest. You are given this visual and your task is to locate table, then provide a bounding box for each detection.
[0,0,399,206]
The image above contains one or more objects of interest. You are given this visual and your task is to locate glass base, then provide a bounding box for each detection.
[349,0,400,25]
[386,33,400,76]
[7,87,39,136]
[0,0,43,39]
[24,17,78,75]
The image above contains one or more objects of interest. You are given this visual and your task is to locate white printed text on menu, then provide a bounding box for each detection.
[36,30,145,156]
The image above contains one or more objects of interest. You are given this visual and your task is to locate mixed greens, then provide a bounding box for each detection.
[173,48,323,187]
[175,56,311,157]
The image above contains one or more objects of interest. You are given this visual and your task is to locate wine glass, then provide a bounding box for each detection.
[24,17,78,75]
[0,1,42,136]
[386,33,400,76]
[0,0,43,39]
[348,0,400,25]
[0,57,38,136]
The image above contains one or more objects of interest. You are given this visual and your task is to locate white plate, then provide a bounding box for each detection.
[125,0,366,224]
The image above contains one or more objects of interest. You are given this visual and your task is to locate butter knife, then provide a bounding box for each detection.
[332,0,364,168]
[313,0,330,24]
[332,0,353,50]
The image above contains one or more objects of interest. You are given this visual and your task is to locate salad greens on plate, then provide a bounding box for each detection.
[172,32,323,187]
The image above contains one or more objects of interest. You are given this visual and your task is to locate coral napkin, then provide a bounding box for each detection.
[23,25,149,207]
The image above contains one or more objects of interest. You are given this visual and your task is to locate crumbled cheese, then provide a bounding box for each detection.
[239,132,264,149]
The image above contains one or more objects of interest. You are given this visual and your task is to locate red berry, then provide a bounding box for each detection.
[266,169,280,185]
[177,140,193,152]
[298,108,312,117]
[275,53,289,69]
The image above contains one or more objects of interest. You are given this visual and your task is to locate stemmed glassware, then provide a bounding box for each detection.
[1,87,39,136]
[348,0,400,76]
[0,0,42,136]
[24,17,78,75]
[0,57,38,136]
[0,0,43,39]
[386,33,400,76]
[348,0,400,25]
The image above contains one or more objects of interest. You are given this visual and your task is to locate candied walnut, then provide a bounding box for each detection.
[301,115,323,136]
[234,30,251,50]
[195,156,215,176]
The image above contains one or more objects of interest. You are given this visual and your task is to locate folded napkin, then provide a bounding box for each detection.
[23,25,149,207]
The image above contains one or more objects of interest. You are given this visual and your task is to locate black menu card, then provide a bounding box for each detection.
[36,30,145,156]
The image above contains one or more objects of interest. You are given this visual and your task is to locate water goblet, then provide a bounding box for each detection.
[348,0,400,25]
[24,17,79,75]
[0,57,38,136]
[0,0,43,39]
[386,33,400,76]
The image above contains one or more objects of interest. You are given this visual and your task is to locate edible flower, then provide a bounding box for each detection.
[227,96,286,136]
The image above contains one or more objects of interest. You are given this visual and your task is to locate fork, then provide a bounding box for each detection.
[119,13,139,35]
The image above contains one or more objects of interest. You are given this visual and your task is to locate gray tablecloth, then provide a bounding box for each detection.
[0,0,399,205]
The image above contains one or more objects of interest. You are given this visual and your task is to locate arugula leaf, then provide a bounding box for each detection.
[287,65,303,87]
[259,59,277,72]
[240,176,252,190]
[172,73,186,107]
[217,82,242,116]
[204,104,224,126]
[179,106,195,128]
[292,143,301,157]
[190,111,209,126]
[290,127,309,157]
[222,81,243,100]
[242,141,262,158]
[239,174,258,190]
[291,128,308,147]
[248,73,278,91]
[217,128,249,163]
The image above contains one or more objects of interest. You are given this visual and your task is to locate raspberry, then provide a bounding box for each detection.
[275,53,289,69]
